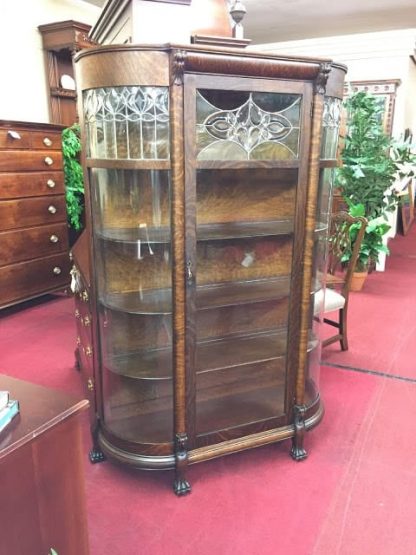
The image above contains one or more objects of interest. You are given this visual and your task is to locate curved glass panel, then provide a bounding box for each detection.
[90,168,173,443]
[321,96,342,159]
[196,90,301,161]
[83,86,169,160]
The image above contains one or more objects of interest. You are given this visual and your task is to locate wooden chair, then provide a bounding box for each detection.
[321,211,367,351]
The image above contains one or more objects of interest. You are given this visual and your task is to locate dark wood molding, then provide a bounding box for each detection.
[191,34,251,49]
[314,62,332,95]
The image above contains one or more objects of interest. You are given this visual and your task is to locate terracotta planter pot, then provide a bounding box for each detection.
[350,271,368,292]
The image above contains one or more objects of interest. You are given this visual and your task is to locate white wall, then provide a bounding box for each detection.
[252,29,416,137]
[0,0,100,124]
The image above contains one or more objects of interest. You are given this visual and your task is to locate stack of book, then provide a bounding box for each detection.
[0,390,20,434]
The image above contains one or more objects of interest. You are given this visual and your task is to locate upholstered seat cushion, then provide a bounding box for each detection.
[324,287,345,312]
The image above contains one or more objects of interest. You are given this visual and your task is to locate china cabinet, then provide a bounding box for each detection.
[74,43,345,494]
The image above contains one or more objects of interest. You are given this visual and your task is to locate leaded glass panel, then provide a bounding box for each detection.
[196,90,302,161]
[321,97,342,159]
[83,87,170,160]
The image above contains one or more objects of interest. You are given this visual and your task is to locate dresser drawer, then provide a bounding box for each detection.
[30,131,63,150]
[0,171,64,199]
[0,128,62,150]
[0,253,71,307]
[0,128,32,149]
[0,223,69,266]
[0,150,63,172]
[0,196,67,231]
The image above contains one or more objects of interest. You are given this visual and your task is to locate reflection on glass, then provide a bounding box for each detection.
[196,89,302,160]
[321,97,342,159]
[83,86,169,160]
[194,168,296,435]
[316,168,335,231]
[305,320,321,405]
[89,168,173,443]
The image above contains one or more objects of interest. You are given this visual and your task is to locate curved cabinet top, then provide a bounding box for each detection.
[74,43,347,98]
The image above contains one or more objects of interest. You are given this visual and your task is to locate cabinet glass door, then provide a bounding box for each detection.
[185,78,311,443]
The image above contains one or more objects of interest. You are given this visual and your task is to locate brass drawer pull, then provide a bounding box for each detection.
[76,336,81,346]
[75,309,81,318]
[83,315,91,326]
[43,137,52,147]
[53,266,62,275]
[87,378,94,391]
[48,205,57,214]
[44,156,53,166]
[7,130,21,140]
[50,234,59,243]
[85,346,93,357]
[47,179,56,188]
[81,290,89,302]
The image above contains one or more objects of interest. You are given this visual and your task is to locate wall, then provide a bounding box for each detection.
[252,29,416,137]
[0,0,100,124]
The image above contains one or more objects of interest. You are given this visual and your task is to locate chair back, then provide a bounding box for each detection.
[327,211,368,297]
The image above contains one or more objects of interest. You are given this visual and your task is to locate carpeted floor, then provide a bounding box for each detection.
[322,223,416,379]
[0,225,415,555]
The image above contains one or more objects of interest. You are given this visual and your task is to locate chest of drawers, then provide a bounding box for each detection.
[0,120,71,308]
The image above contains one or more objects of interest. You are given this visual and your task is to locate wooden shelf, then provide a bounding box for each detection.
[196,384,285,436]
[99,276,290,314]
[105,328,288,379]
[197,276,290,310]
[96,219,294,244]
[100,288,172,315]
[103,380,286,445]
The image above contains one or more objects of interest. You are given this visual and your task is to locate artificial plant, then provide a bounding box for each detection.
[62,123,84,231]
[336,90,398,220]
[342,200,391,272]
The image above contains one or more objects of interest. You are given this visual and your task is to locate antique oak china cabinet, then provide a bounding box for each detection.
[72,0,345,494]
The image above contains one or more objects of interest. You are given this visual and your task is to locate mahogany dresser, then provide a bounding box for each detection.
[0,120,71,309]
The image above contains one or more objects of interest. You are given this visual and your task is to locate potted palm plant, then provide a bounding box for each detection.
[343,201,391,291]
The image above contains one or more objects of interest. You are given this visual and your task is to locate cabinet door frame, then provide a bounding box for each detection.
[183,73,314,449]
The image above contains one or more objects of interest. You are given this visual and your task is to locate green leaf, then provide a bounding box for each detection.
[62,123,84,231]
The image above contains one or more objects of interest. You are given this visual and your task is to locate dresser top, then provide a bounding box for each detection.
[0,120,65,132]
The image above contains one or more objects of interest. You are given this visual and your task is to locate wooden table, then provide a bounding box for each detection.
[0,375,90,555]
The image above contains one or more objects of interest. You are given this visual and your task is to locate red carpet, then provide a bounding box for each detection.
[322,223,416,379]
[0,226,415,554]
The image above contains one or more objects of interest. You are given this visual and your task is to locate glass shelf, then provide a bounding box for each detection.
[95,219,294,244]
[105,327,288,379]
[99,276,291,315]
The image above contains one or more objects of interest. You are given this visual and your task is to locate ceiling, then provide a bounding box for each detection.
[84,0,416,44]
[243,0,416,44]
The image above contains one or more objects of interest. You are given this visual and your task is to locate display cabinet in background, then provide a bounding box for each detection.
[38,20,96,126]
[74,43,345,494]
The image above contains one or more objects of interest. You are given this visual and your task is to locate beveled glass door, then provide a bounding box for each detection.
[184,75,312,446]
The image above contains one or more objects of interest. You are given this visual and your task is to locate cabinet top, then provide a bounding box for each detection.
[75,43,347,97]
[75,41,344,68]
[0,375,89,461]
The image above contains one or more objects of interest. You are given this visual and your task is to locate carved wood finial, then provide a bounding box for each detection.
[172,50,187,85]
[230,0,247,39]
[315,62,332,95]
